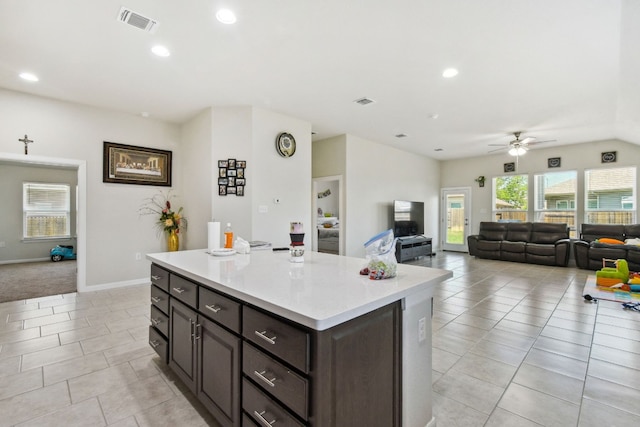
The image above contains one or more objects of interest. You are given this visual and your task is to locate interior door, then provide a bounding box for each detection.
[441,188,471,252]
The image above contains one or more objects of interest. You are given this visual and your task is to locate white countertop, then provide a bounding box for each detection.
[147,249,452,331]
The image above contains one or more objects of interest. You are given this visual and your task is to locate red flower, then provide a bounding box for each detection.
[166,201,171,209]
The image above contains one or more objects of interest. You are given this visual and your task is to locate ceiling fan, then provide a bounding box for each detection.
[488,132,555,157]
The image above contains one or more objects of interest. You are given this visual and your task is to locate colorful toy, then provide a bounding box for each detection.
[595,258,629,287]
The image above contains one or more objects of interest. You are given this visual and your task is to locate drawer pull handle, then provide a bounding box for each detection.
[151,296,161,303]
[194,323,201,340]
[255,330,277,345]
[149,339,160,348]
[254,410,277,427]
[205,304,221,313]
[151,275,161,280]
[172,287,185,294]
[254,370,277,388]
[151,318,161,326]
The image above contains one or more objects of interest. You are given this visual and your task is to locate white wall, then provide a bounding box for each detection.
[181,108,213,249]
[441,139,640,235]
[344,135,440,257]
[0,88,181,288]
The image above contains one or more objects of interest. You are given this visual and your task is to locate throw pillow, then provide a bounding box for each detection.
[598,238,624,245]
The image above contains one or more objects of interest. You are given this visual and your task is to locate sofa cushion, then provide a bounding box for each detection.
[526,243,557,256]
[506,223,532,242]
[476,240,501,251]
[625,224,640,239]
[530,223,568,244]
[478,222,508,241]
[502,241,526,253]
[580,224,625,243]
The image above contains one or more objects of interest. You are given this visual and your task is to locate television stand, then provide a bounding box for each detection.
[395,235,433,263]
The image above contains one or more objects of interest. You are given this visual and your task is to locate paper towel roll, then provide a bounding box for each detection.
[208,222,221,251]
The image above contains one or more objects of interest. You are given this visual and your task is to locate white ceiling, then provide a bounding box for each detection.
[1,0,639,160]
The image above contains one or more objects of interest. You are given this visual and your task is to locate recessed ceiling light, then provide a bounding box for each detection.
[442,68,458,78]
[151,45,170,57]
[429,113,439,119]
[216,9,237,24]
[141,112,150,118]
[19,72,39,82]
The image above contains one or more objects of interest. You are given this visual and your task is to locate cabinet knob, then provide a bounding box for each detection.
[254,410,277,427]
[254,330,277,345]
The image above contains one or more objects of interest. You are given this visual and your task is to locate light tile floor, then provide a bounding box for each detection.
[0,252,639,426]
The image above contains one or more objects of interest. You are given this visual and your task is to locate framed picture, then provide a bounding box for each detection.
[218,159,246,196]
[548,157,561,168]
[103,141,172,186]
[601,151,617,163]
[504,162,516,173]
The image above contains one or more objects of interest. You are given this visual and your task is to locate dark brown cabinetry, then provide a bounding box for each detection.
[150,263,402,427]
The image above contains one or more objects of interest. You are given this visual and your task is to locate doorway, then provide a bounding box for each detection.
[312,175,344,255]
[0,152,86,293]
[441,187,471,252]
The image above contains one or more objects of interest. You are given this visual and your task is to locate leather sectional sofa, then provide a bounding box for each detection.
[574,223,640,270]
[468,222,571,266]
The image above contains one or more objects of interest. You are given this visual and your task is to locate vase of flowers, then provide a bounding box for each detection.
[139,191,187,251]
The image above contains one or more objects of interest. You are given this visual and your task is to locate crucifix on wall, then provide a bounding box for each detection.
[19,134,33,155]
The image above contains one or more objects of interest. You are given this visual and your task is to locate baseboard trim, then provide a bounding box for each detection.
[0,257,50,265]
[78,277,148,293]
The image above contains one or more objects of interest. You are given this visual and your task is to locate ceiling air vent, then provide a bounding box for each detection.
[117,7,159,33]
[354,97,375,106]
[395,133,408,138]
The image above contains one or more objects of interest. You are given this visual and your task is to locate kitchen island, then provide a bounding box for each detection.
[147,249,451,427]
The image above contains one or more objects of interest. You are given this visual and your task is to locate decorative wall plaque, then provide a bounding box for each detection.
[503,162,516,173]
[547,157,561,168]
[601,151,617,163]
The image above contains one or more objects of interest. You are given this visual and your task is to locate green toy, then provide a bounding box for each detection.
[596,258,629,286]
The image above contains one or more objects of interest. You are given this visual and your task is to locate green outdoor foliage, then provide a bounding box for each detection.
[496,175,528,209]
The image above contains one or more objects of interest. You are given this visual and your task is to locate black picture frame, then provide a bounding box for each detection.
[103,141,172,186]
[548,157,561,168]
[217,159,246,196]
[601,151,617,163]
[504,162,516,173]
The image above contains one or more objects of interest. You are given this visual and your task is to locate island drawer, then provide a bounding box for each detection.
[243,342,308,420]
[242,378,304,427]
[150,305,169,337]
[199,287,241,333]
[170,274,198,308]
[150,264,169,292]
[243,307,309,373]
[151,285,169,315]
[149,326,168,363]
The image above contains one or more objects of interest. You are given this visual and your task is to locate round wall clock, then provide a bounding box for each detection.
[276,132,296,157]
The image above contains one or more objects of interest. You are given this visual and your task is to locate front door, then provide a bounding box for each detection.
[441,188,471,252]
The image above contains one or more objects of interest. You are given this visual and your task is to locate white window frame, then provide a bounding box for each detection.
[585,166,636,224]
[23,182,71,239]
[492,174,529,222]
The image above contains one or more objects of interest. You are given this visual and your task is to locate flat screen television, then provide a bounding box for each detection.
[392,200,425,237]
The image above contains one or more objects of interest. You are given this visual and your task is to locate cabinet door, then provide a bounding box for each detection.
[197,316,241,427]
[169,298,197,393]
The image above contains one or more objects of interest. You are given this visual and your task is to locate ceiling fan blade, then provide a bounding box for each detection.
[488,143,506,146]
[488,146,507,153]
[519,137,535,145]
[525,139,556,146]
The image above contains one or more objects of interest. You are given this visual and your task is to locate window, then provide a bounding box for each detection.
[493,175,528,222]
[534,171,577,236]
[23,182,71,239]
[585,167,636,224]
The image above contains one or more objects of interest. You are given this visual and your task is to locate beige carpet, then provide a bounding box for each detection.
[0,260,77,303]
